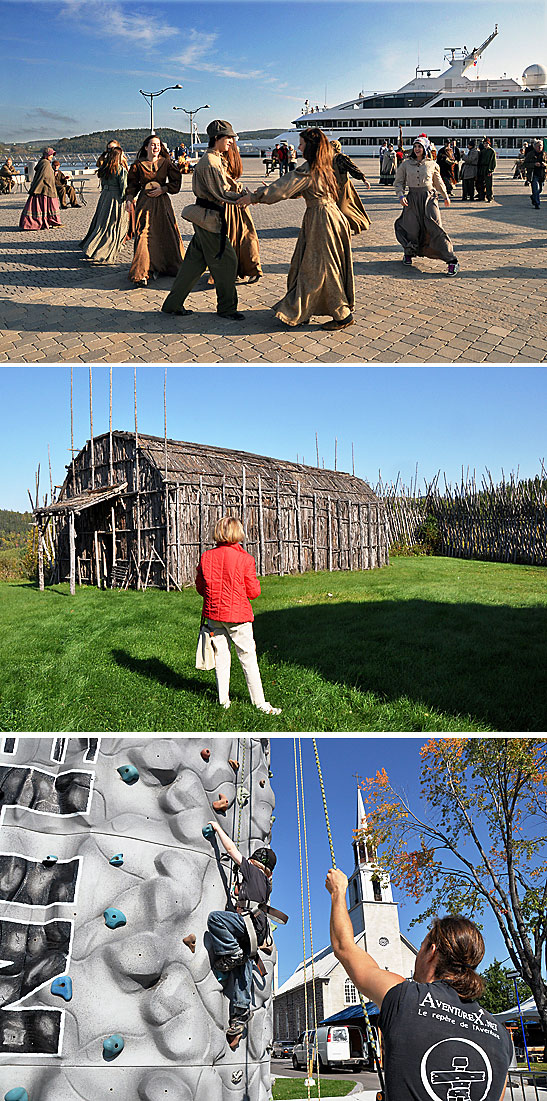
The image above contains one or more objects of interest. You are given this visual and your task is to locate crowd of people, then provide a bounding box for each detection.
[6,124,545,323]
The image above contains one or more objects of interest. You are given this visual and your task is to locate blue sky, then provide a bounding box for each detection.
[269,737,522,986]
[1,365,546,511]
[2,0,546,142]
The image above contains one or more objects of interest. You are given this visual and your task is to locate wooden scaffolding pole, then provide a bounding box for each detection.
[313,492,318,571]
[257,474,265,575]
[134,367,141,589]
[296,480,303,573]
[327,495,333,572]
[242,466,247,537]
[38,523,44,592]
[89,366,95,490]
[164,369,170,592]
[69,511,76,596]
[276,474,284,576]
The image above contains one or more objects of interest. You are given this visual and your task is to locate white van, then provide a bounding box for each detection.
[292,1025,367,1071]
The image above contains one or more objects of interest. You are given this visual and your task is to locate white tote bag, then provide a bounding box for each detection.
[195,620,216,671]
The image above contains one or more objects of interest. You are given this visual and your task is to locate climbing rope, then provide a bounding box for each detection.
[294,739,321,1101]
[236,737,247,850]
[312,738,386,1098]
[298,739,322,1096]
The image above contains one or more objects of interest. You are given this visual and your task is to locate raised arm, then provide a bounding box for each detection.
[207,821,243,864]
[238,166,310,207]
[326,868,405,1007]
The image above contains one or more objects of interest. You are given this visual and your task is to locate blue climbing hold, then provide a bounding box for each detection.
[202,824,214,840]
[117,765,139,785]
[51,975,72,1001]
[109,854,124,867]
[5,1090,29,1101]
[43,855,58,867]
[102,1034,124,1061]
[213,970,230,984]
[104,907,127,929]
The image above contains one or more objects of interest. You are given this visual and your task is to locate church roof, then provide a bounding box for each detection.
[276,931,367,996]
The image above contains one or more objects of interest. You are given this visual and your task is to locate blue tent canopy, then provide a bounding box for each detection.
[321,1002,379,1025]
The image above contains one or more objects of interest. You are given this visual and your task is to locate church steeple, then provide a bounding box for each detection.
[348,786,394,937]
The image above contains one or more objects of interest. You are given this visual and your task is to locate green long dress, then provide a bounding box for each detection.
[80,167,129,263]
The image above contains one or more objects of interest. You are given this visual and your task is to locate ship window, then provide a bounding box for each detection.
[517,98,533,109]
[493,99,509,109]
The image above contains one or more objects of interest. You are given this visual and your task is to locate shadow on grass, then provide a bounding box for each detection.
[253,598,547,731]
[111,649,211,697]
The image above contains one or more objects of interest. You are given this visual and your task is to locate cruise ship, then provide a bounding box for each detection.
[273,27,547,159]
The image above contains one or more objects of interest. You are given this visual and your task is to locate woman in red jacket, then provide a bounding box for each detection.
[195,516,281,714]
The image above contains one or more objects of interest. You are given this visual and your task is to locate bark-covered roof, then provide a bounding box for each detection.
[116,431,379,503]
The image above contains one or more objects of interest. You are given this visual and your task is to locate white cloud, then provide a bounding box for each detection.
[59,0,178,46]
[173,29,218,66]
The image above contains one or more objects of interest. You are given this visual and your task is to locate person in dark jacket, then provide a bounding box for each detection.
[476,138,497,201]
[523,138,547,208]
[326,869,513,1101]
[52,161,81,208]
[195,515,281,714]
[207,821,277,1046]
[19,147,63,230]
[460,140,479,200]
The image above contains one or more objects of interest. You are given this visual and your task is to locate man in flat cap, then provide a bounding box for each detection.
[162,119,244,320]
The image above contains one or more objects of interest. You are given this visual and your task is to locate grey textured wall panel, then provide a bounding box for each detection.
[0,737,275,1101]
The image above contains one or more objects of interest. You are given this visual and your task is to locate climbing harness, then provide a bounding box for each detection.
[312,738,386,1101]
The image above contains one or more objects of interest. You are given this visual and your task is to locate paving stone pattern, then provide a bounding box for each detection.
[2,159,546,363]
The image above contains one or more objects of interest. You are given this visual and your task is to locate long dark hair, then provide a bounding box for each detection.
[136,134,170,161]
[425,916,485,1001]
[97,143,127,178]
[300,127,338,199]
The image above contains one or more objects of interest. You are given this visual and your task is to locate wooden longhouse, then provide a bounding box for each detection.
[33,431,388,593]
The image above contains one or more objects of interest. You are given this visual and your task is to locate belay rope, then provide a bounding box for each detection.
[312,739,386,1099]
[294,739,322,1101]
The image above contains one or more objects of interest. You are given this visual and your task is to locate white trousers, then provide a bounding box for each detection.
[207,620,266,707]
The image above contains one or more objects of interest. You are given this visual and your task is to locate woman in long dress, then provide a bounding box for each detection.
[208,142,262,286]
[330,140,371,235]
[125,135,183,287]
[380,143,397,186]
[19,147,63,230]
[238,127,354,331]
[394,136,459,275]
[80,142,129,262]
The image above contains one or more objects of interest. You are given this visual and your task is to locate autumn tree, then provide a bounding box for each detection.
[359,739,547,1043]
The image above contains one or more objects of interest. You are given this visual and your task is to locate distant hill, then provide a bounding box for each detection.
[0,509,32,548]
[2,127,285,156]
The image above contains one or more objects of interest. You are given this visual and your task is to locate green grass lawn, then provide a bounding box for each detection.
[1,556,546,731]
[272,1079,356,1099]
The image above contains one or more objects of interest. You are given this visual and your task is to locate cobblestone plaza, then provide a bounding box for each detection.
[2,158,546,363]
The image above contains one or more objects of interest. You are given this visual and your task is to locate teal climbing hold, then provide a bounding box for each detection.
[43,855,58,867]
[102,1034,124,1061]
[109,854,124,867]
[214,969,230,984]
[51,975,72,1001]
[104,907,127,929]
[117,765,139,785]
[202,824,214,840]
[5,1090,29,1101]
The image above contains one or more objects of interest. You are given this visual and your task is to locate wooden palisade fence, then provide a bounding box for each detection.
[376,468,547,566]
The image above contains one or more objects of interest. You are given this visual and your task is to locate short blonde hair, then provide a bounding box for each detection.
[214,515,244,544]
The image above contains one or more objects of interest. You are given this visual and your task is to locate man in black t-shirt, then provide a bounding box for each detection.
[326,868,513,1101]
[207,820,276,1044]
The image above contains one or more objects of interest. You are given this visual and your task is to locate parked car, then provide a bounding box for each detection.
[273,1038,296,1058]
[292,1025,366,1071]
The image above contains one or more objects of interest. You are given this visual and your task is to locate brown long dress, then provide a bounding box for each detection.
[223,161,262,279]
[252,167,354,326]
[125,156,183,283]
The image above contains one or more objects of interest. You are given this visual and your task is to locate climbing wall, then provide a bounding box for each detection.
[0,737,276,1101]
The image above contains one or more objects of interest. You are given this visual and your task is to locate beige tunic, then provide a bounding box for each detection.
[181,149,240,234]
[29,157,57,198]
[252,166,354,326]
[394,158,449,201]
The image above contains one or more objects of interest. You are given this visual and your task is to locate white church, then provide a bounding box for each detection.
[273,790,418,1039]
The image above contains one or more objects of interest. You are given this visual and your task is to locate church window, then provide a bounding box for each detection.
[345,978,358,1004]
[372,878,382,902]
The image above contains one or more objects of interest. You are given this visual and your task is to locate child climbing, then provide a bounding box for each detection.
[206,820,277,1047]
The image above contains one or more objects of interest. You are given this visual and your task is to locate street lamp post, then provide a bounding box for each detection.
[172,105,210,156]
[507,971,532,1072]
[139,85,183,133]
